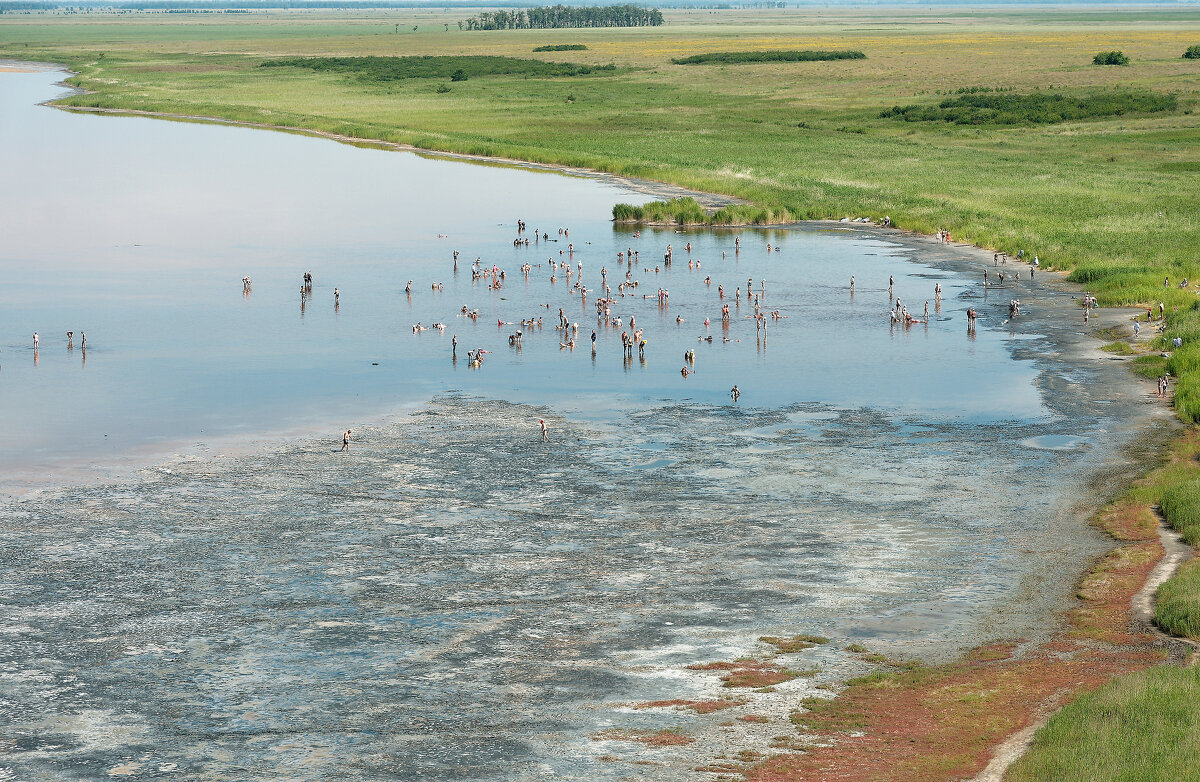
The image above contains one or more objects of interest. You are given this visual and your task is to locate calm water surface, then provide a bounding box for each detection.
[0,69,1159,780]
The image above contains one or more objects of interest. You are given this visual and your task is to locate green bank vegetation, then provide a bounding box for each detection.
[2,9,1200,777]
[1008,666,1200,781]
[671,49,865,65]
[879,90,1176,126]
[533,43,587,52]
[613,197,792,226]
[1186,45,1200,59]
[1155,559,1200,638]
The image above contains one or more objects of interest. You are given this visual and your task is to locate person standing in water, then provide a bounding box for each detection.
[341,429,351,451]
[540,419,548,443]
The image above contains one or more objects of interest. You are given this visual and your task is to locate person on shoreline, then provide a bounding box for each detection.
[540,418,548,443]
[341,429,351,451]
[730,385,740,401]
[33,332,38,350]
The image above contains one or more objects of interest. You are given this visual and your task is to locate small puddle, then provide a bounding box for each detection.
[1021,434,1090,451]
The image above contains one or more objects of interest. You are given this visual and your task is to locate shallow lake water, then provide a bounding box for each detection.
[0,68,1164,780]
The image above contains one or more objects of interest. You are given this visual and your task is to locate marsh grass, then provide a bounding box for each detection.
[1155,559,1200,638]
[1159,478,1200,545]
[1008,666,1200,781]
[613,198,794,226]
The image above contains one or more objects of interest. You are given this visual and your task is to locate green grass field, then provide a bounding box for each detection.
[2,8,1200,779]
[1008,665,1200,781]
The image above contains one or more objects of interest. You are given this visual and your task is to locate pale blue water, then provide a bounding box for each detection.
[0,68,1160,780]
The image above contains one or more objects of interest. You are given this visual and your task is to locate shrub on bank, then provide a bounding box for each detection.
[534,44,588,52]
[1093,50,1130,66]
[1185,45,1200,59]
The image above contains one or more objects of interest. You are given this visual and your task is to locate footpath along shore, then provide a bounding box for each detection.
[24,65,1200,780]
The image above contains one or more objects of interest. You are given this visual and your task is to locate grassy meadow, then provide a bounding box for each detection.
[3,7,1200,779]
[1007,664,1200,781]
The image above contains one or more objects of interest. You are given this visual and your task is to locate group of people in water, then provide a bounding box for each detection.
[224,220,1185,449]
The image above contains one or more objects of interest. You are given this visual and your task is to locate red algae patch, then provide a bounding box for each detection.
[735,502,1174,782]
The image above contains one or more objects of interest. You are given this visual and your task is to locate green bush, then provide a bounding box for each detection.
[672,49,865,65]
[435,84,451,93]
[1184,45,1200,60]
[533,44,588,52]
[881,89,1172,125]
[1093,50,1130,66]
[450,68,468,82]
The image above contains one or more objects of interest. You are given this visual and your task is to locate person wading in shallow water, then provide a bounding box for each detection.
[540,419,548,443]
[341,429,351,451]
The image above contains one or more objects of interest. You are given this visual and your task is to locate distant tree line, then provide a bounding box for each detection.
[461,5,663,31]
